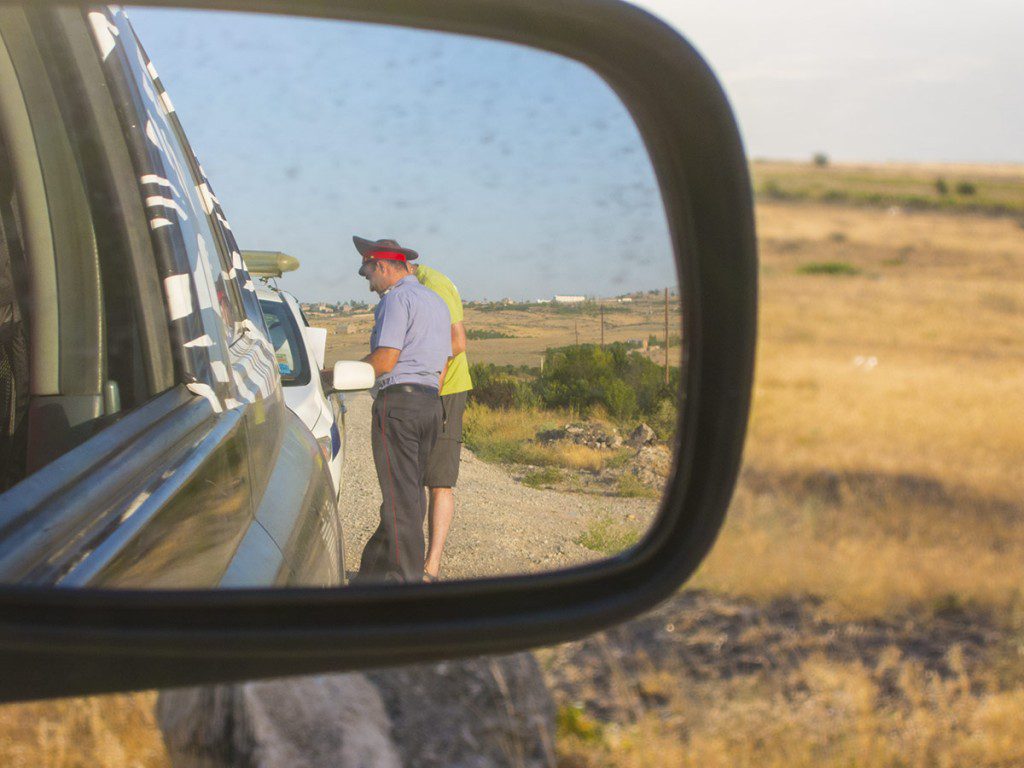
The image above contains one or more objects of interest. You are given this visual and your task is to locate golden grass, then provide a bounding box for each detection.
[0,692,166,768]
[463,403,628,472]
[693,479,1024,620]
[558,651,1024,768]
[685,200,1024,619]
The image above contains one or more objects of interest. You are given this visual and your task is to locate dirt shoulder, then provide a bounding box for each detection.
[339,392,659,581]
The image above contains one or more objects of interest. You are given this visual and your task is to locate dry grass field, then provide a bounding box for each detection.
[1,161,1022,766]
[752,159,1024,216]
[555,166,1024,766]
[0,693,166,768]
[704,198,1024,616]
[324,294,684,370]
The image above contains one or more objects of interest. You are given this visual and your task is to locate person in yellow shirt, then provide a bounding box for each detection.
[409,262,473,581]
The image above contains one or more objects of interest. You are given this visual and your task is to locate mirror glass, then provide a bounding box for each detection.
[0,6,683,587]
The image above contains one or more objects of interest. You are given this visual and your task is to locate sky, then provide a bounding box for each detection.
[126,7,675,303]
[125,2,1023,303]
[632,0,1024,164]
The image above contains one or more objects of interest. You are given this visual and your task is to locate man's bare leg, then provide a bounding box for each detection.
[424,486,454,580]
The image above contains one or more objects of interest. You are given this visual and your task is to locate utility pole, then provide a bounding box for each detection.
[600,303,605,349]
[574,319,579,346]
[664,287,670,385]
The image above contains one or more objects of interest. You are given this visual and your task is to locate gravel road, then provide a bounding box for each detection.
[338,393,659,581]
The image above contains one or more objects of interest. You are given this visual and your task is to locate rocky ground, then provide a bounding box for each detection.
[338,393,660,581]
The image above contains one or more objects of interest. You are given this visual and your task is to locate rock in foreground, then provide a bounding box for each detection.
[157,654,555,768]
[367,654,556,768]
[157,674,400,768]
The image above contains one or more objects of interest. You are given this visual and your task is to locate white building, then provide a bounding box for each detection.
[553,295,586,304]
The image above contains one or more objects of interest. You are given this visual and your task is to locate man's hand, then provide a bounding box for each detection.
[363,347,401,377]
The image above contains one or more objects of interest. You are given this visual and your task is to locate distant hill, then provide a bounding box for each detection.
[751,160,1024,217]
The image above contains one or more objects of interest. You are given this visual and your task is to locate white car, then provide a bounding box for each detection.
[248,252,373,499]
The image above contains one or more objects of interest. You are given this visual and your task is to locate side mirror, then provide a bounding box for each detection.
[304,326,327,370]
[333,360,375,392]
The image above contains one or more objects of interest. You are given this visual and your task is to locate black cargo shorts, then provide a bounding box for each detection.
[424,390,468,488]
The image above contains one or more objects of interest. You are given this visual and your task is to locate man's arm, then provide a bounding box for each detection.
[362,347,401,377]
[450,321,467,357]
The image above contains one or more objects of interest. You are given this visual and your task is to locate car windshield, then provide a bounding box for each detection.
[259,299,308,386]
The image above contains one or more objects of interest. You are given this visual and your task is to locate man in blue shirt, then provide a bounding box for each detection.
[354,236,452,583]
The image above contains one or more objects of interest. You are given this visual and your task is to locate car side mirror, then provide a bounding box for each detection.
[304,326,327,370]
[333,360,376,392]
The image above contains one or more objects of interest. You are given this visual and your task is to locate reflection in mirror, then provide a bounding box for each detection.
[0,6,682,588]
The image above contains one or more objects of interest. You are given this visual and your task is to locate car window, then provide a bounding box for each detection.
[258,298,309,387]
[0,7,169,479]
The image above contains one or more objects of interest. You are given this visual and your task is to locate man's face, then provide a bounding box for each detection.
[361,258,402,294]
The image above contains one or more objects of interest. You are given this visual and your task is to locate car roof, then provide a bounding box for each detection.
[256,285,283,302]
[256,284,305,319]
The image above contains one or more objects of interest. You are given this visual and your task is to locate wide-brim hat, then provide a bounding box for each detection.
[352,236,419,262]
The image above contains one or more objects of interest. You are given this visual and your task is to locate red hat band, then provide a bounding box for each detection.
[368,250,407,262]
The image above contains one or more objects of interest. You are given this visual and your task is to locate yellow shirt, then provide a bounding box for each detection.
[415,265,473,395]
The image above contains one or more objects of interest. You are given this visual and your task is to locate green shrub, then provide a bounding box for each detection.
[821,189,850,203]
[470,347,681,432]
[474,300,627,315]
[576,515,643,554]
[615,474,659,499]
[935,177,949,195]
[466,328,516,340]
[761,179,790,200]
[956,181,977,196]
[522,467,563,488]
[649,398,679,440]
[557,705,604,743]
[797,261,861,276]
[646,334,682,349]
[539,343,675,421]
[468,363,541,410]
[812,152,829,167]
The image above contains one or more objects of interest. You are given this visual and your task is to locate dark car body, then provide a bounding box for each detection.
[0,6,342,589]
